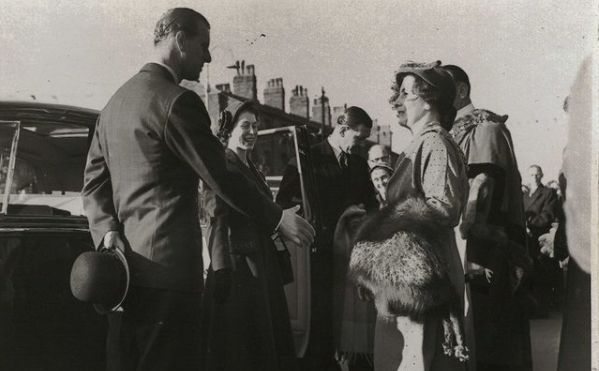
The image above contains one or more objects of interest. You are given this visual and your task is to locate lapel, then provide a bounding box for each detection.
[226,149,271,199]
[526,185,545,208]
[318,141,344,178]
[247,159,272,196]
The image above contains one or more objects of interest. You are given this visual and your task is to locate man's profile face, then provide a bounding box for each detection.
[341,124,370,152]
[181,22,211,81]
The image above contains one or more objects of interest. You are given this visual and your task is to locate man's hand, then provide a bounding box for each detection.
[278,205,315,249]
[213,268,232,304]
[538,226,557,258]
[102,231,125,254]
[467,261,494,283]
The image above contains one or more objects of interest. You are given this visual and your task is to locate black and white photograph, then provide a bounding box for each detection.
[0,1,596,370]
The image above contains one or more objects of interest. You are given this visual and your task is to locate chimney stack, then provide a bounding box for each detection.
[264,78,285,111]
[232,60,257,100]
[289,85,309,118]
[312,90,331,127]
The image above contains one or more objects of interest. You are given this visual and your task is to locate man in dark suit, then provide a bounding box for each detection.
[277,106,378,371]
[82,8,314,370]
[523,164,559,315]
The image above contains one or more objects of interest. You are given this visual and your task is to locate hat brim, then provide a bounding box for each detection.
[93,248,130,315]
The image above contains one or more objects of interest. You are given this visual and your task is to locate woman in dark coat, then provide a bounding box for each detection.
[201,101,297,371]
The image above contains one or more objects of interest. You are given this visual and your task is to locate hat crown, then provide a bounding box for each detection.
[70,250,129,313]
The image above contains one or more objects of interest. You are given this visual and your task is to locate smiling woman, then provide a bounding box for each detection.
[201,100,298,371]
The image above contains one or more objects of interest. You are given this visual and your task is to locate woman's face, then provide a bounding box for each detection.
[229,111,259,151]
[370,168,391,199]
[390,75,427,129]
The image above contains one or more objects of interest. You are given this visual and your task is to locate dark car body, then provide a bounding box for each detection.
[0,101,106,370]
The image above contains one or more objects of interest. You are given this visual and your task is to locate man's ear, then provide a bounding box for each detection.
[338,124,349,136]
[458,82,468,99]
[175,31,186,55]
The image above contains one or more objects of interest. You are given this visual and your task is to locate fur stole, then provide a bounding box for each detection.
[348,197,469,362]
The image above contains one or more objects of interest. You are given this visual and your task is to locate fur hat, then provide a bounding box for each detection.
[349,197,469,362]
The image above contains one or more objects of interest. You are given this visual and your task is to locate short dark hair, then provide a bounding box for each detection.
[153,8,210,46]
[411,75,456,131]
[443,65,471,97]
[339,106,373,129]
[529,164,543,174]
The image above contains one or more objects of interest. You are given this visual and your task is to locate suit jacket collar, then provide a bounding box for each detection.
[225,149,271,198]
[140,63,178,84]
[526,184,546,205]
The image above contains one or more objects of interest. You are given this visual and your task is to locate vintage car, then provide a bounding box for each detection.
[0,101,319,370]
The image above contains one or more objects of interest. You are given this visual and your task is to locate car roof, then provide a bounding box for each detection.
[0,101,99,131]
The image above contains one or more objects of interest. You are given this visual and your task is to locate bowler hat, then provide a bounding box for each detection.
[70,248,130,314]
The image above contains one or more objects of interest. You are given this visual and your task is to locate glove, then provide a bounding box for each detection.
[212,268,232,304]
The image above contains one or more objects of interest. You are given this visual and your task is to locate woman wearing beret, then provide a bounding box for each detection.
[350,62,469,371]
[201,101,297,371]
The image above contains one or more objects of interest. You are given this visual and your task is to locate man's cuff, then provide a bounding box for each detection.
[274,213,283,234]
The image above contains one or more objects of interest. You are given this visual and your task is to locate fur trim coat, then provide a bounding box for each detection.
[349,197,469,362]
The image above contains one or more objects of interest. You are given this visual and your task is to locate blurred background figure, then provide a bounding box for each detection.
[369,163,393,208]
[523,164,559,316]
[554,57,591,371]
[367,144,392,168]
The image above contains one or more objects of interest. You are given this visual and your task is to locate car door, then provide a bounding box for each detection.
[254,125,321,357]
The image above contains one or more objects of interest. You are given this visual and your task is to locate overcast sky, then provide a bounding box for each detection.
[0,0,595,180]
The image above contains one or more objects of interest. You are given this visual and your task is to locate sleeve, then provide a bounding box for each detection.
[420,135,463,225]
[527,189,557,229]
[82,119,120,249]
[465,123,511,169]
[275,159,303,210]
[203,187,232,271]
[164,91,282,232]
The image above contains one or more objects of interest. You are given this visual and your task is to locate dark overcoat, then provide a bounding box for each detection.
[202,149,297,371]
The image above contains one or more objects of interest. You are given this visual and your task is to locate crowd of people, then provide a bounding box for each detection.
[80,7,591,371]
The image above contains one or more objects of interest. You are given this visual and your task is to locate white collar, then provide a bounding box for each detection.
[327,137,344,165]
[456,102,475,120]
[154,62,179,83]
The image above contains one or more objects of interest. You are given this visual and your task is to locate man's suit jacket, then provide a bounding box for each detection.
[82,63,282,292]
[524,185,558,236]
[276,140,377,251]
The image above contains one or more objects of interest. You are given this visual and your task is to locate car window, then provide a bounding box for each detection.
[0,120,89,216]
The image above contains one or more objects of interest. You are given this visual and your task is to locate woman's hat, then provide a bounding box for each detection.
[394,60,456,102]
[70,248,130,314]
[369,163,393,176]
